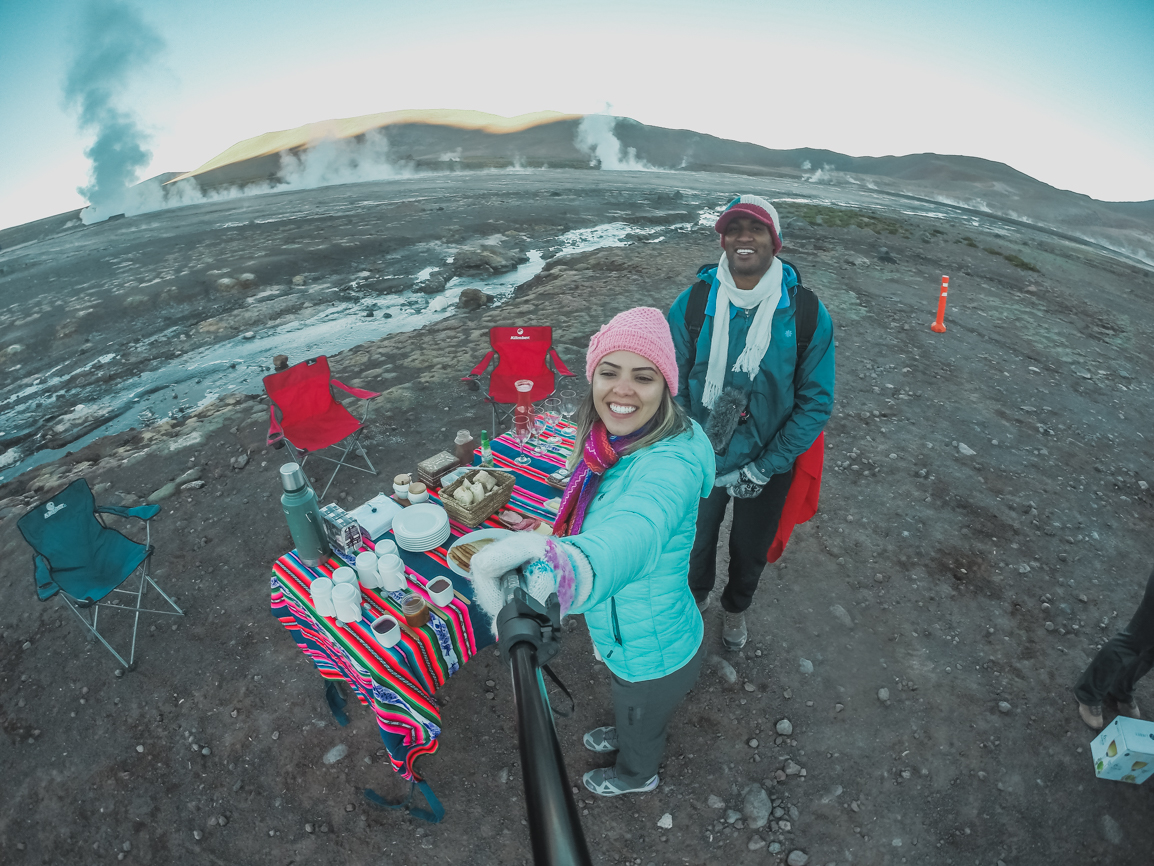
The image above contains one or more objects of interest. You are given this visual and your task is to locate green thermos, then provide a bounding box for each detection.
[279,463,330,566]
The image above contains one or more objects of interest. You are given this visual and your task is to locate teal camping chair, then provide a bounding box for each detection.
[17,479,183,670]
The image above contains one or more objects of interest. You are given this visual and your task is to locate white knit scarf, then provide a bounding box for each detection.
[702,253,782,410]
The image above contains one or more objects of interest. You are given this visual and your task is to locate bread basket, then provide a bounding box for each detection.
[440,469,515,528]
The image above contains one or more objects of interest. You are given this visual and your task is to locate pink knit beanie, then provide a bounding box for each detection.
[585,307,679,396]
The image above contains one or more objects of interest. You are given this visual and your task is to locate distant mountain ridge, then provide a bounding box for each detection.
[5,111,1151,265]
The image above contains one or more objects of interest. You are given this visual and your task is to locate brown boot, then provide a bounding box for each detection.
[1078,701,1104,730]
[1116,699,1141,719]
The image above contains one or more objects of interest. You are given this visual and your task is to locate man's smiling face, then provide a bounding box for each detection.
[721,215,776,285]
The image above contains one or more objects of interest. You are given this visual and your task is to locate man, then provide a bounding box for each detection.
[668,194,835,650]
[1074,562,1153,729]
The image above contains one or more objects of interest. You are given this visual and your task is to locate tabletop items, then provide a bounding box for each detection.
[272,418,580,784]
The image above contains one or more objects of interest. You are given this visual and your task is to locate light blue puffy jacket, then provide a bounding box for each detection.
[566,420,716,682]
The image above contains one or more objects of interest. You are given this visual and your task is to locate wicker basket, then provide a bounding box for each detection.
[440,469,515,528]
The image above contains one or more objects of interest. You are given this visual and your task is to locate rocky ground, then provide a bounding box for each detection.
[1,172,1153,865]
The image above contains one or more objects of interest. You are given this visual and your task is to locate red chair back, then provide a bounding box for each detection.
[264,357,338,430]
[487,327,562,403]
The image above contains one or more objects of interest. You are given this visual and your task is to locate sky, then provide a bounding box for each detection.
[1,0,1152,230]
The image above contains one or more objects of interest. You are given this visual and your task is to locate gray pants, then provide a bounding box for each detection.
[610,642,706,786]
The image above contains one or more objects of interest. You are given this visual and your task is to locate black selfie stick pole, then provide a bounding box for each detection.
[495,570,592,866]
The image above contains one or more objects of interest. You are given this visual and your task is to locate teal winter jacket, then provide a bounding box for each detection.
[667,263,835,480]
[567,420,715,682]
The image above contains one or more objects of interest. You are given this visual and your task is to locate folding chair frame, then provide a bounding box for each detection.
[266,369,380,500]
[30,503,184,672]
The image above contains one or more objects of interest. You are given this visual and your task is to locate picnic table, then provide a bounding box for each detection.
[269,422,576,783]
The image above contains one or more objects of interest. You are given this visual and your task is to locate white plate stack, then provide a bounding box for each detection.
[391,503,451,552]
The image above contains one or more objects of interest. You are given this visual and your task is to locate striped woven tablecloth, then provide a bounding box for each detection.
[270,419,577,780]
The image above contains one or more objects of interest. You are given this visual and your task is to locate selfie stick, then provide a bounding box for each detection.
[496,570,592,866]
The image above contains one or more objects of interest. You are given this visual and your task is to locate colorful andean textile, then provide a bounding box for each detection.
[553,419,646,538]
[766,432,824,563]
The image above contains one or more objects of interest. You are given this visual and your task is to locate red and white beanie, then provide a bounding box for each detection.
[714,194,783,254]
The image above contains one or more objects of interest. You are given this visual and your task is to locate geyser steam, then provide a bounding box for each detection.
[64,0,164,224]
[575,115,654,171]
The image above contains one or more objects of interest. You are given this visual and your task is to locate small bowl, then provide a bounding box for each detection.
[427,576,454,607]
[393,483,410,500]
[407,482,429,504]
[371,614,402,648]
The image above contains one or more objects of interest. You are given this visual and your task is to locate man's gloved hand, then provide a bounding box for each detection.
[727,465,766,499]
[467,534,593,635]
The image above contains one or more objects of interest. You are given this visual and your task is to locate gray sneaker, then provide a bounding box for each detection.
[582,726,619,753]
[723,611,748,651]
[583,766,659,797]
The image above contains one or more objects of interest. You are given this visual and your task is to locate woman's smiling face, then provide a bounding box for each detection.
[592,350,665,436]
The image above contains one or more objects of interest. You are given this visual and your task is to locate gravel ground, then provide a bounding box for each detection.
[1,171,1152,865]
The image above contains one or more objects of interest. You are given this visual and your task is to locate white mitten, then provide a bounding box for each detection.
[467,534,593,635]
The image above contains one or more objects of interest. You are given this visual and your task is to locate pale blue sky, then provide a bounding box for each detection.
[1,0,1152,229]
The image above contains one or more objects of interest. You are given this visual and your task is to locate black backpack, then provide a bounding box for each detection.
[684,259,819,374]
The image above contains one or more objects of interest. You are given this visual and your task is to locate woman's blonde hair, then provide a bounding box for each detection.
[566,385,691,470]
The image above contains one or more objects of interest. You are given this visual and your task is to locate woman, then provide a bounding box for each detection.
[469,306,716,796]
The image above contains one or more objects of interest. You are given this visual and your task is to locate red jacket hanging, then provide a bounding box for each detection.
[767,432,824,563]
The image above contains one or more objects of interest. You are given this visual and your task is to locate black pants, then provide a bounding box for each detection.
[688,469,792,614]
[1074,565,1154,707]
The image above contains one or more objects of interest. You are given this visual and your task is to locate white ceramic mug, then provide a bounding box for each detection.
[331,582,361,624]
[370,614,402,649]
[331,567,361,603]
[375,539,398,557]
[310,577,337,618]
[355,552,379,588]
[377,554,406,592]
[427,576,455,608]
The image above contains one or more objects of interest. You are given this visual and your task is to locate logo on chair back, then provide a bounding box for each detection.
[44,502,67,519]
[511,327,529,341]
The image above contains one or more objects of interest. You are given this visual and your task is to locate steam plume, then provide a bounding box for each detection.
[64,0,164,224]
[575,115,654,170]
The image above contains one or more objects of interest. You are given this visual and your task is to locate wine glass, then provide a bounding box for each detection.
[530,403,548,454]
[559,389,579,427]
[543,397,562,443]
[512,414,532,464]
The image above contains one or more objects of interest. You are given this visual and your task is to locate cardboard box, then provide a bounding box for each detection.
[1091,717,1154,784]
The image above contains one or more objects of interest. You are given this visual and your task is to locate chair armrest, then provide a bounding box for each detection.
[97,504,161,521]
[547,347,574,378]
[33,554,60,601]
[331,379,381,400]
[463,350,496,381]
[267,404,285,446]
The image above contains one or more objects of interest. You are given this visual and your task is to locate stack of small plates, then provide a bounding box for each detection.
[391,503,451,552]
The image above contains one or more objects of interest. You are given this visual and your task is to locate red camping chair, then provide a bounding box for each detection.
[463,326,574,433]
[263,356,381,499]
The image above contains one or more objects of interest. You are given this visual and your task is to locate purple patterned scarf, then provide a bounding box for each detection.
[553,419,648,537]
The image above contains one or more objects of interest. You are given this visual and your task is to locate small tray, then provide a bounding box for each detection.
[440,469,515,528]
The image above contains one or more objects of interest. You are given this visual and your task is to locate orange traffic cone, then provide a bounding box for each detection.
[931,275,949,333]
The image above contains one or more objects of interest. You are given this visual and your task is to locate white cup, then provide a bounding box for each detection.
[331,567,361,603]
[310,577,337,618]
[375,539,398,557]
[331,582,361,624]
[370,614,402,648]
[355,552,380,588]
[377,554,406,592]
[427,576,455,608]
